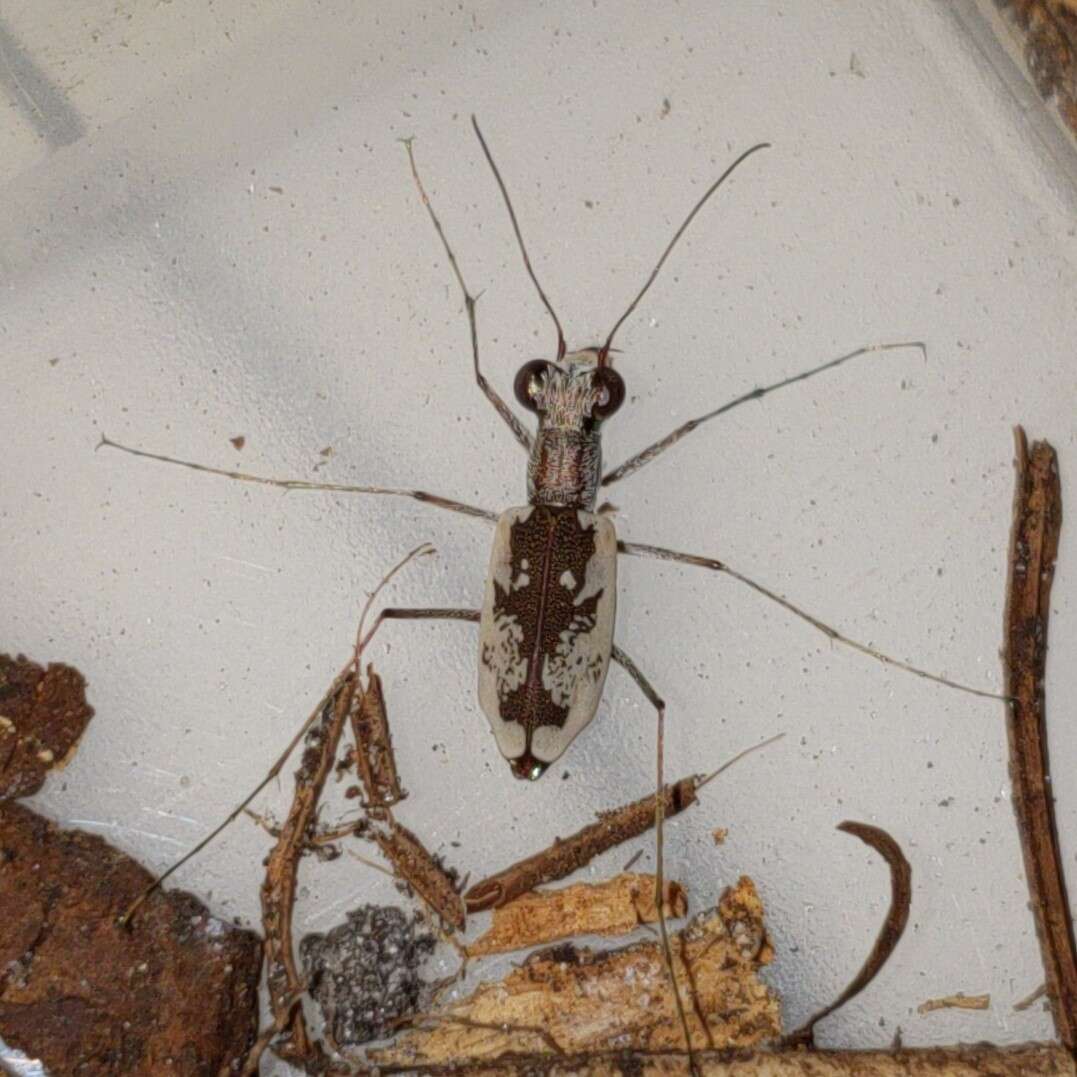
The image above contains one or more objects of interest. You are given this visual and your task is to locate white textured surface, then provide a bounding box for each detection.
[2,0,1076,1069]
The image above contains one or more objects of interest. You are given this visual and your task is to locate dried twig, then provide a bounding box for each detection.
[1004,427,1077,1052]
[1016,983,1050,1012]
[262,673,357,1065]
[374,819,466,932]
[465,735,783,914]
[785,821,912,1047]
[370,1043,1077,1074]
[351,663,406,812]
[465,777,700,913]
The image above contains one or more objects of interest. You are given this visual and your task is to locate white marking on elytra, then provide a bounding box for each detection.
[559,569,576,589]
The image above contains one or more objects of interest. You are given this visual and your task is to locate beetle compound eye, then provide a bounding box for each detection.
[514,359,554,412]
[590,367,625,419]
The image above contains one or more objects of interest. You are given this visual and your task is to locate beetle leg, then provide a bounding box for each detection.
[356,606,480,653]
[601,342,925,487]
[618,537,1006,702]
[97,436,498,522]
[403,138,533,453]
[610,643,698,1066]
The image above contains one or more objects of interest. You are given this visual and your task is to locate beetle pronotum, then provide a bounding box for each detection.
[102,117,1003,784]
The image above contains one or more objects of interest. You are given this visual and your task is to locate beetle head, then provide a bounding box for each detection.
[513,350,625,431]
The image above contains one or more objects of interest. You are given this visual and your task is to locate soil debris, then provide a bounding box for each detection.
[300,904,437,1049]
[0,653,94,799]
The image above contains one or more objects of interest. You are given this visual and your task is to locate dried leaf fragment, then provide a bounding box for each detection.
[918,992,991,1015]
[373,876,779,1067]
[466,873,687,957]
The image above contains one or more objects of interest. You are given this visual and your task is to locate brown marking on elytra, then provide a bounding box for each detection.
[487,507,603,752]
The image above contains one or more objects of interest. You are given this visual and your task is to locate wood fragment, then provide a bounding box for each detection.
[918,993,991,1015]
[374,819,466,932]
[712,828,728,846]
[785,821,911,1047]
[465,776,699,912]
[373,876,779,1068]
[466,873,687,957]
[373,1043,1076,1074]
[351,663,406,811]
[1004,427,1077,1052]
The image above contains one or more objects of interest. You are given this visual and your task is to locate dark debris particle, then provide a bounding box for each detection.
[300,904,436,1047]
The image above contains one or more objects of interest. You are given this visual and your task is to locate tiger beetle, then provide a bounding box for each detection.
[101,117,1003,782]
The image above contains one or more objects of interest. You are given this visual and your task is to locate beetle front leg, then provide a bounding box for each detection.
[404,139,533,454]
[356,606,480,652]
[601,342,925,488]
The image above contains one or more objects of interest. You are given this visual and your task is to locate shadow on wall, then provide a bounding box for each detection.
[0,18,85,148]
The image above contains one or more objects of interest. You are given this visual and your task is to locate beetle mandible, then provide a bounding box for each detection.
[102,117,1002,781]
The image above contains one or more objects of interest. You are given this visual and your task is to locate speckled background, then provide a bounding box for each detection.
[2,1,1075,1072]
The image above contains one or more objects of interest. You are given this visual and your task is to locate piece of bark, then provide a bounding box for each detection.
[372,876,779,1067]
[374,1043,1075,1074]
[0,800,261,1076]
[0,653,94,799]
[917,993,990,1015]
[1003,428,1077,1051]
[466,873,687,957]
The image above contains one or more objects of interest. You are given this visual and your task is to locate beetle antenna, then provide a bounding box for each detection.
[471,115,567,360]
[598,142,770,366]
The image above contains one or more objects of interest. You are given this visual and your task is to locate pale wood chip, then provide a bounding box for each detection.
[466,873,687,957]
